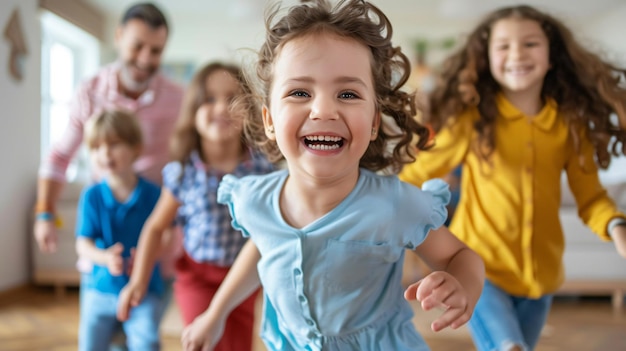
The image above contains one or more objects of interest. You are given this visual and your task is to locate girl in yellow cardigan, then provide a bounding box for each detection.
[400,5,626,351]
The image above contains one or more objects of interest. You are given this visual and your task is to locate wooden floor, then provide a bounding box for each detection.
[0,285,625,350]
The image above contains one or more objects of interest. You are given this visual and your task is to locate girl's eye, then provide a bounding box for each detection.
[496,45,508,51]
[289,90,310,98]
[339,91,359,99]
[204,97,215,104]
[525,42,539,47]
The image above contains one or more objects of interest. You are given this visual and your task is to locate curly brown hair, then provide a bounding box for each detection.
[244,0,431,173]
[426,5,626,169]
[169,62,257,164]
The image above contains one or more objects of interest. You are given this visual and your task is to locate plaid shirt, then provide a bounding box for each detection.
[163,150,274,266]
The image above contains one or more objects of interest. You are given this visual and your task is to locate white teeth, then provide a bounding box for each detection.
[309,144,340,150]
[305,135,342,142]
[304,135,343,151]
[506,66,531,74]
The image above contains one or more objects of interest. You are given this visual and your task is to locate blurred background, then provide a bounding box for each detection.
[0,0,625,300]
[86,0,626,83]
[1,1,626,349]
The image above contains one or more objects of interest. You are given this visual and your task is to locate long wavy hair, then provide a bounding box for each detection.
[244,0,431,173]
[169,62,256,164]
[425,5,626,169]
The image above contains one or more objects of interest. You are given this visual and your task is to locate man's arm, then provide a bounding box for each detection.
[34,84,91,252]
[33,178,65,252]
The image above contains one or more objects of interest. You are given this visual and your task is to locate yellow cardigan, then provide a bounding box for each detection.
[400,94,625,297]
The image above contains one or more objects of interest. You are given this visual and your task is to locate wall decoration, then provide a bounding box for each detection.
[161,62,196,87]
[3,7,28,81]
[406,36,457,93]
[411,36,457,66]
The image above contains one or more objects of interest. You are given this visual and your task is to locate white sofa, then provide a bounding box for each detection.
[558,156,626,314]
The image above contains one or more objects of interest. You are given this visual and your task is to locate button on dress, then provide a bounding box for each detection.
[218,169,450,351]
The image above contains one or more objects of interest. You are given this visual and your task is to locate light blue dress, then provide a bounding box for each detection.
[218,169,450,351]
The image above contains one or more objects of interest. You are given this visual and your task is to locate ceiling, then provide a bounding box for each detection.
[84,0,624,23]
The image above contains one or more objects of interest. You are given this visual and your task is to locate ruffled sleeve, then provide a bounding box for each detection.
[217,174,250,238]
[396,177,451,249]
[422,178,451,230]
[217,174,238,206]
[162,161,183,201]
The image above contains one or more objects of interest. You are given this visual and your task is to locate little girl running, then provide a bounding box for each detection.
[400,5,626,351]
[181,1,485,350]
[117,62,274,351]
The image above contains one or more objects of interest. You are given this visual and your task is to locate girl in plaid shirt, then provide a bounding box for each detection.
[117,62,274,351]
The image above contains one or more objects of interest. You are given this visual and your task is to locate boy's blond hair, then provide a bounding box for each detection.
[85,109,143,150]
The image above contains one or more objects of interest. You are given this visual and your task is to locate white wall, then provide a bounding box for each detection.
[152,4,626,72]
[580,3,626,66]
[579,3,626,182]
[162,15,267,66]
[96,3,476,71]
[0,0,40,291]
[163,15,472,70]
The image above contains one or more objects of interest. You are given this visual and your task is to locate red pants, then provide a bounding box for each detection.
[174,252,258,351]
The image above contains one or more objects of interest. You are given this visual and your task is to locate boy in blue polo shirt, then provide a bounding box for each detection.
[75,109,163,351]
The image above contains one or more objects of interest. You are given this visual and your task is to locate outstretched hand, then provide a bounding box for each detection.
[404,271,472,332]
[612,225,626,259]
[181,313,225,351]
[106,243,125,276]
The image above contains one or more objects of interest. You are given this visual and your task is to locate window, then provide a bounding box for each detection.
[40,11,99,183]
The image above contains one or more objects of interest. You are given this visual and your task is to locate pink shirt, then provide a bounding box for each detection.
[39,62,184,185]
[42,63,185,278]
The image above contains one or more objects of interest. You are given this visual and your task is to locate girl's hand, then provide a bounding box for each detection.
[105,243,124,276]
[181,313,225,351]
[404,270,472,332]
[612,224,626,259]
[117,282,146,321]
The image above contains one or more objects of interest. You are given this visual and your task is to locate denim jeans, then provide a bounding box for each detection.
[79,274,174,351]
[79,287,162,351]
[468,280,553,351]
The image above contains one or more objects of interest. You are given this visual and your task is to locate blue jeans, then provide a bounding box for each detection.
[468,280,553,351]
[79,288,162,351]
[79,275,174,351]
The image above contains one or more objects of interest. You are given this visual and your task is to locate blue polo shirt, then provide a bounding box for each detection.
[76,177,163,295]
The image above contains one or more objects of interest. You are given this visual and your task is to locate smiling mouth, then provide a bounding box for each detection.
[130,64,155,79]
[304,135,344,150]
[506,66,532,75]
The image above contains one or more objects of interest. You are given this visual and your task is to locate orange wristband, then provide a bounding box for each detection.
[34,202,55,214]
